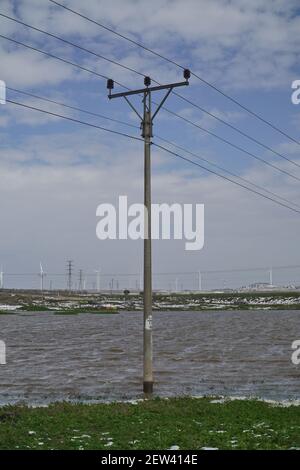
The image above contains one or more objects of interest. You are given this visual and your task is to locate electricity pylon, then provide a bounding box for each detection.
[107,70,190,394]
[67,260,73,292]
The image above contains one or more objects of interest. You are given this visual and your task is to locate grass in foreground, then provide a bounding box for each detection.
[0,309,118,315]
[0,398,299,450]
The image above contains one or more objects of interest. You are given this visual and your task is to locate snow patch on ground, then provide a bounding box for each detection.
[0,304,21,311]
[208,396,300,407]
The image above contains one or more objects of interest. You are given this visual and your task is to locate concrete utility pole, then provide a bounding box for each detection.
[107,70,190,394]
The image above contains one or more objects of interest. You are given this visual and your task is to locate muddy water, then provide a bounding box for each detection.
[0,310,299,405]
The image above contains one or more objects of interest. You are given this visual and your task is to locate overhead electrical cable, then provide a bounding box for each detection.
[48,0,300,147]
[1,12,299,169]
[5,98,300,215]
[0,33,299,183]
[8,86,299,209]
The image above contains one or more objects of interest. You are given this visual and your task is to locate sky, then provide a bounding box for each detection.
[0,0,300,290]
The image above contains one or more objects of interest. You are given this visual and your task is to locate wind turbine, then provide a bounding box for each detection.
[0,266,4,289]
[39,262,46,292]
[269,267,273,286]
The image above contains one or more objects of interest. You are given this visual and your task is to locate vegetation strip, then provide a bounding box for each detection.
[0,398,299,450]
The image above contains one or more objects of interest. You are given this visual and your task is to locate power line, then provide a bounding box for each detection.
[0,12,145,79]
[160,107,300,183]
[5,98,300,215]
[156,136,300,210]
[48,0,183,67]
[48,0,300,147]
[5,264,300,277]
[152,142,300,215]
[171,90,300,169]
[6,99,143,142]
[1,31,299,182]
[190,71,300,147]
[2,12,298,170]
[0,33,126,89]
[7,87,138,129]
[8,87,299,210]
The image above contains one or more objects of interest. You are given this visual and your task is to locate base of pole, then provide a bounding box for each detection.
[143,381,154,394]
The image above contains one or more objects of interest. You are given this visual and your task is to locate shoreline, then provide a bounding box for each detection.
[1,290,300,313]
[0,395,300,409]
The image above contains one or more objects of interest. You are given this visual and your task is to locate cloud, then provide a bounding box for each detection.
[1,0,300,288]
[0,0,299,91]
[0,127,299,288]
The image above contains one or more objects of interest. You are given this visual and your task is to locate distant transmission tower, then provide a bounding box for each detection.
[67,260,73,292]
[78,269,83,292]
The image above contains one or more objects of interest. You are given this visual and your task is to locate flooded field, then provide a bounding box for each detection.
[0,310,299,405]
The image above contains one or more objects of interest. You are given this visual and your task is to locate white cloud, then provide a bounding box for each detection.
[1,0,300,286]
[0,0,299,90]
[0,127,299,285]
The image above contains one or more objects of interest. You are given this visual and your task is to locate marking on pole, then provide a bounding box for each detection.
[145,316,152,331]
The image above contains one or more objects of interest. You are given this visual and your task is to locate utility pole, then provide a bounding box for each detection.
[107,70,190,394]
[67,260,73,293]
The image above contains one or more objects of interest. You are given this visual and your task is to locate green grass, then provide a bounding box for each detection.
[0,310,19,315]
[0,307,119,315]
[53,309,119,315]
[0,398,299,450]
[19,305,51,312]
